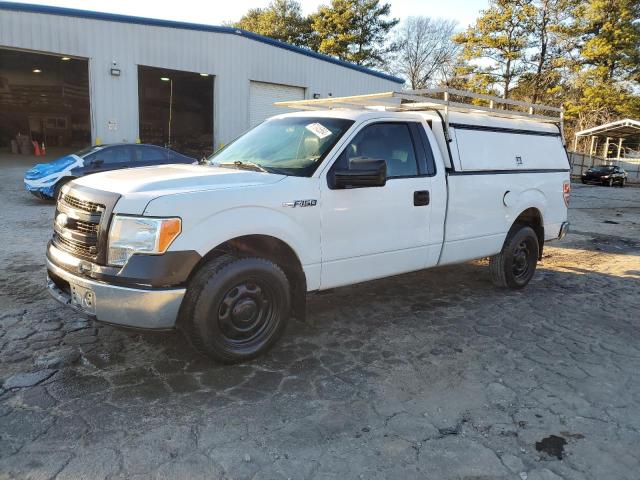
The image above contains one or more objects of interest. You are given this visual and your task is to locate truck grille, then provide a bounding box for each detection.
[54,233,97,257]
[74,220,99,235]
[52,193,106,260]
[60,194,104,214]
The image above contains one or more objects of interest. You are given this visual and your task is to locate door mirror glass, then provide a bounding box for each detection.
[331,158,387,189]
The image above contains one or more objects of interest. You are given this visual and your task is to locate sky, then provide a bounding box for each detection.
[4,0,489,30]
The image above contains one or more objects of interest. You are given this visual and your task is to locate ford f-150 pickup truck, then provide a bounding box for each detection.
[46,89,570,363]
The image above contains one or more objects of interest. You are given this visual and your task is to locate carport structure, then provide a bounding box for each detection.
[571,119,640,182]
[573,119,640,160]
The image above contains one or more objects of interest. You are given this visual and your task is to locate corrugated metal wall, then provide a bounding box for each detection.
[0,9,400,147]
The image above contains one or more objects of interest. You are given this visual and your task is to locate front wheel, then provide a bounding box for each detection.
[620,178,626,188]
[607,178,614,187]
[179,255,290,363]
[489,226,540,289]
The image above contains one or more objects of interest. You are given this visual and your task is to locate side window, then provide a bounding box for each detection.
[137,147,168,163]
[168,151,189,163]
[335,123,419,178]
[90,147,130,165]
[131,147,143,163]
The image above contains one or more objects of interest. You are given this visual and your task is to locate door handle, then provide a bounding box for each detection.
[414,190,430,206]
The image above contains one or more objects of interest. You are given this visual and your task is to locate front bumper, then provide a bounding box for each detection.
[46,255,185,330]
[24,180,56,198]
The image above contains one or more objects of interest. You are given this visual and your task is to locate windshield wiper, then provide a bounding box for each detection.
[218,160,269,173]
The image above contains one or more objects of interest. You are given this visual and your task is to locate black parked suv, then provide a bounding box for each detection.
[25,144,197,199]
[581,165,627,187]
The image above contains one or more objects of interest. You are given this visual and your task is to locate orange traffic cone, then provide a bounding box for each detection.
[32,141,41,156]
[41,142,46,156]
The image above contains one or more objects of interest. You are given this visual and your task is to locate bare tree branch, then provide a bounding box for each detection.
[391,17,459,89]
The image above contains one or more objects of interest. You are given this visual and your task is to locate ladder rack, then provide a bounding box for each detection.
[275,88,564,132]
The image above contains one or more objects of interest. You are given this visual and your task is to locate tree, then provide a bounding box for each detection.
[505,0,578,106]
[565,0,640,124]
[453,0,537,99]
[233,0,312,47]
[446,59,500,96]
[576,0,640,83]
[392,17,458,89]
[309,0,399,67]
[526,0,577,104]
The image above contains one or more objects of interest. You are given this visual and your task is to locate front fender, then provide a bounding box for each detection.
[144,189,322,290]
[175,206,317,262]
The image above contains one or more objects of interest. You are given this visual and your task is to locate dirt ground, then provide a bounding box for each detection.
[1,154,639,479]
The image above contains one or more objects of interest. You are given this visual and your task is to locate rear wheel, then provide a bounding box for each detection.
[490,225,539,289]
[179,255,290,363]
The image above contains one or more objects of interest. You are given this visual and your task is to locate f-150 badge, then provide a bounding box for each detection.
[283,199,317,208]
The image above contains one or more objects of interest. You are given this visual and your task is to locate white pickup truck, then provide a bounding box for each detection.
[46,90,570,363]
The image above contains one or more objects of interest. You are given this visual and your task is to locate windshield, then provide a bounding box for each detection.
[591,166,615,172]
[207,117,354,176]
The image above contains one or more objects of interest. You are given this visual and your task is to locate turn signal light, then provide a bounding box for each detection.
[158,218,182,252]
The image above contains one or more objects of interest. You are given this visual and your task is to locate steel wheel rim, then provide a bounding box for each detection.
[217,279,278,346]
[512,240,532,280]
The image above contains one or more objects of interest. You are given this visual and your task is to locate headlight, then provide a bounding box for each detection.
[107,216,181,266]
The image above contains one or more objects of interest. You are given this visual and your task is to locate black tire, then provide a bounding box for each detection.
[179,255,290,363]
[489,225,539,289]
[607,178,614,187]
[620,178,626,188]
[581,179,586,184]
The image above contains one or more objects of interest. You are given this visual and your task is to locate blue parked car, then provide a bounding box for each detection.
[24,144,198,200]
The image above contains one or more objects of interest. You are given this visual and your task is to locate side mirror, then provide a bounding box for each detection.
[90,159,104,167]
[330,158,387,189]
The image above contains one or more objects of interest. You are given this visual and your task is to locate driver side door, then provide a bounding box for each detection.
[319,121,434,289]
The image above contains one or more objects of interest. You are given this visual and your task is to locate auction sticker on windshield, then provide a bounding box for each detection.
[305,123,332,139]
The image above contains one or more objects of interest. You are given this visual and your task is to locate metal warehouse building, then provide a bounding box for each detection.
[0,2,402,158]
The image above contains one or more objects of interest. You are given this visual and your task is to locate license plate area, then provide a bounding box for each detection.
[70,282,96,315]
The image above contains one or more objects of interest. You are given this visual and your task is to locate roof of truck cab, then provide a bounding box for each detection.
[273,109,560,134]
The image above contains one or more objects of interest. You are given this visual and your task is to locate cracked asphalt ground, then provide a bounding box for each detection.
[1,155,640,480]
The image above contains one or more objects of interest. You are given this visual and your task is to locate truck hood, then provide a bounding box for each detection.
[71,164,286,214]
[74,164,286,195]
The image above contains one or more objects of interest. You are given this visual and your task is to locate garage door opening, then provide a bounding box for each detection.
[0,48,91,154]
[138,65,214,158]
[249,81,305,128]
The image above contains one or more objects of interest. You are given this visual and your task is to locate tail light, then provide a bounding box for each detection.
[563,181,571,207]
